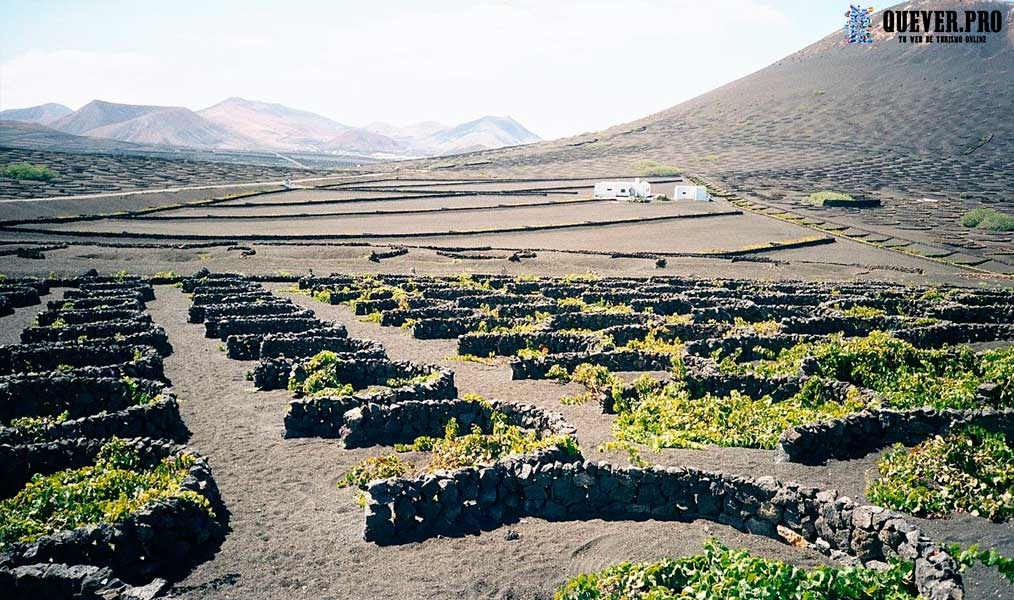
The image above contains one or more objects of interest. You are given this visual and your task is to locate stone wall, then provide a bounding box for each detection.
[778,407,1014,465]
[46,297,141,312]
[458,332,602,358]
[0,342,165,380]
[20,319,171,355]
[0,438,224,588]
[285,361,457,438]
[363,452,962,599]
[547,311,652,331]
[339,399,576,449]
[681,355,801,400]
[63,288,147,305]
[0,285,41,308]
[254,340,385,390]
[213,316,329,341]
[79,281,155,302]
[510,350,673,380]
[36,308,140,327]
[0,375,186,445]
[205,308,315,337]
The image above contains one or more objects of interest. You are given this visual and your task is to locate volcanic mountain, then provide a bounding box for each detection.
[3,97,541,157]
[416,0,1013,202]
[365,116,541,155]
[46,100,253,150]
[0,103,73,125]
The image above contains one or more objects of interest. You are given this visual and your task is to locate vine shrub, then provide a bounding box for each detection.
[867,427,1014,521]
[337,454,411,489]
[289,351,355,396]
[554,539,919,600]
[1,162,56,181]
[0,439,211,548]
[8,411,70,441]
[725,331,1014,410]
[556,364,623,405]
[613,378,867,450]
[945,543,1014,586]
[395,413,579,471]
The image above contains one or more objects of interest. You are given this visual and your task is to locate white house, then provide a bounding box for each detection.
[673,184,710,201]
[593,179,651,200]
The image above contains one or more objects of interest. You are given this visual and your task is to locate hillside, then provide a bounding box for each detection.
[422,116,541,155]
[198,97,352,151]
[43,100,253,150]
[0,103,72,125]
[412,0,1012,203]
[2,97,540,157]
[365,117,540,155]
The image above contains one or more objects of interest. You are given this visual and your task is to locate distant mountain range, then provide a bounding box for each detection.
[0,97,540,158]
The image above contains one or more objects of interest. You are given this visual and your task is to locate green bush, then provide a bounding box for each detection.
[726,331,1013,411]
[612,378,867,450]
[337,454,411,489]
[0,439,211,548]
[867,427,1014,521]
[396,412,579,471]
[554,538,918,600]
[385,372,440,388]
[806,190,852,206]
[960,208,992,227]
[8,411,70,442]
[0,162,56,181]
[633,160,681,177]
[960,208,1014,232]
[558,363,623,405]
[289,350,355,396]
[945,543,1014,585]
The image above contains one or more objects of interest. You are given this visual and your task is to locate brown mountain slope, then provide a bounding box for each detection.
[84,106,255,150]
[198,97,354,151]
[410,0,1013,203]
[47,100,254,150]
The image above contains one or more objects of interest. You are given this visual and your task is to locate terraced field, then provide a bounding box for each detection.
[3,269,1012,599]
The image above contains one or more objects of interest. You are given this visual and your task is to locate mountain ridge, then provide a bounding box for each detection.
[1,97,541,157]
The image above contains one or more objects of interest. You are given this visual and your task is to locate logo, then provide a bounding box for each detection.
[845,5,875,44]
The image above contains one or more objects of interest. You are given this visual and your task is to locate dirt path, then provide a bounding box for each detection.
[0,290,57,346]
[142,285,1012,599]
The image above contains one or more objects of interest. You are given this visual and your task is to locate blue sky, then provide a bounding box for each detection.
[1,0,849,138]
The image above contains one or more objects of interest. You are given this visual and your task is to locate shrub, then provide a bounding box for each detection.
[842,305,887,318]
[945,543,1014,585]
[554,538,918,600]
[960,208,991,228]
[731,317,782,335]
[733,332,1012,411]
[385,372,440,388]
[867,427,1014,521]
[633,160,681,177]
[806,190,853,206]
[1,162,56,181]
[396,413,579,471]
[612,379,867,450]
[336,454,411,489]
[0,439,211,548]
[619,330,684,356]
[960,207,1014,231]
[560,364,622,405]
[8,411,70,441]
[122,376,159,405]
[290,350,356,396]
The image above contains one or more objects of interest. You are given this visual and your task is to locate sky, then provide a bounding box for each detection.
[1,0,848,139]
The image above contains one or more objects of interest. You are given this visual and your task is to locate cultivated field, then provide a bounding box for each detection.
[0,171,1012,600]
